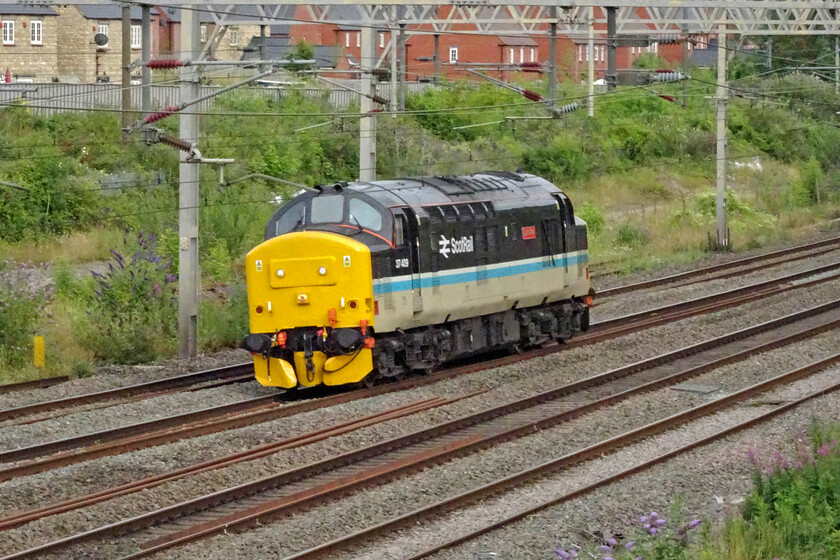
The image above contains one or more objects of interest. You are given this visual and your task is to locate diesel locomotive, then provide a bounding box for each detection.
[242,172,593,389]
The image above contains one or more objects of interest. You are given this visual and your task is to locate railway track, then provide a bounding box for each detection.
[597,234,840,298]
[1,261,837,485]
[0,377,70,395]
[0,363,255,425]
[5,298,837,560]
[295,353,840,560]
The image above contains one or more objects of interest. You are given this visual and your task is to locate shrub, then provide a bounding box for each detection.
[199,279,249,351]
[577,203,605,235]
[0,260,52,368]
[616,222,650,248]
[80,231,177,364]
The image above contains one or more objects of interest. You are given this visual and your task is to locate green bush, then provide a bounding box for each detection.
[80,231,177,364]
[577,203,605,235]
[0,260,51,368]
[616,222,650,248]
[199,280,249,351]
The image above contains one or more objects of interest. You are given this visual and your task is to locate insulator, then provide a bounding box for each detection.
[371,94,389,105]
[652,71,685,83]
[557,101,580,114]
[522,89,542,102]
[143,105,180,124]
[159,135,192,152]
[146,59,183,69]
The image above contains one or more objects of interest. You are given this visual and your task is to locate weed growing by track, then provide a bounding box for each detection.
[563,422,840,560]
[0,260,51,370]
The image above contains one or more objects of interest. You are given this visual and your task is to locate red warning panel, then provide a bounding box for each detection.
[522,226,537,240]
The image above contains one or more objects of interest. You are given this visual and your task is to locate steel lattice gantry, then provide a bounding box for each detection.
[142,1,840,36]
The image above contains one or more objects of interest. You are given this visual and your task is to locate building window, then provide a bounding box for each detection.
[519,47,524,64]
[356,32,360,47]
[29,20,42,45]
[509,48,514,64]
[578,45,582,62]
[98,23,109,37]
[200,24,207,43]
[449,46,458,63]
[229,26,238,45]
[601,45,605,62]
[345,32,349,48]
[379,32,384,48]
[130,24,141,49]
[530,48,535,62]
[2,21,14,45]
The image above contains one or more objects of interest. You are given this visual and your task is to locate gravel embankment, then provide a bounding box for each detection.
[134,330,840,560]
[5,299,839,559]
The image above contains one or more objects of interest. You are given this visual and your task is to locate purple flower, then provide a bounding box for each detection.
[639,516,649,523]
[649,528,658,535]
[655,518,667,526]
[747,449,756,463]
[555,550,571,560]
[603,557,614,560]
[633,557,643,560]
[599,545,613,552]
[687,519,701,530]
[817,444,831,456]
[606,538,617,547]
[831,440,838,448]
[644,524,651,530]
[625,541,635,550]
[650,512,658,518]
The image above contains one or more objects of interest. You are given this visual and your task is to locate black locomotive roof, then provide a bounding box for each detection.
[340,171,563,212]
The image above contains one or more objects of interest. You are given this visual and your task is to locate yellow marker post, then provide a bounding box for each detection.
[33,336,45,368]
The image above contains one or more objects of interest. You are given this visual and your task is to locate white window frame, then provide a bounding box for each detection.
[518,47,523,64]
[601,45,606,61]
[130,24,141,49]
[530,48,535,62]
[578,45,582,62]
[30,20,42,45]
[509,47,514,64]
[345,32,349,48]
[356,32,360,47]
[449,46,458,63]
[2,21,14,46]
[97,23,109,37]
[229,26,238,46]
[200,24,207,43]
[379,32,384,48]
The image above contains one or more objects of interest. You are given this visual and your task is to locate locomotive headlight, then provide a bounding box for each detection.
[318,266,327,276]
[276,269,285,278]
[297,293,309,304]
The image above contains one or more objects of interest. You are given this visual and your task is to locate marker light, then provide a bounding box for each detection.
[276,269,285,278]
[297,293,309,304]
[318,266,327,276]
[255,305,264,314]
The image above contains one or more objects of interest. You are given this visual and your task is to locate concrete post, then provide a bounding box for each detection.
[433,34,440,83]
[178,8,201,358]
[359,24,376,181]
[141,5,151,112]
[390,9,398,114]
[606,7,617,91]
[588,6,595,115]
[121,6,132,138]
[548,6,557,106]
[398,23,407,111]
[715,24,729,250]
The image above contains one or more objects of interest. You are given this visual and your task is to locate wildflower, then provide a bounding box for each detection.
[831,440,837,448]
[650,512,658,518]
[602,557,613,560]
[644,523,651,530]
[747,449,756,464]
[649,528,658,535]
[817,444,831,456]
[555,550,571,559]
[625,541,635,550]
[687,519,701,530]
[655,519,667,526]
[639,516,649,523]
[606,538,617,547]
[795,461,803,469]
[599,545,612,552]
[633,557,643,560]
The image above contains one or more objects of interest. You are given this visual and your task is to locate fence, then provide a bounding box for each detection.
[0,80,434,116]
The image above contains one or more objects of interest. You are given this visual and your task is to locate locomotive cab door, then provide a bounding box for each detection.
[393,207,423,314]
[551,195,571,287]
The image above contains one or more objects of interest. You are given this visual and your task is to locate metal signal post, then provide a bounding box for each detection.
[715,23,729,250]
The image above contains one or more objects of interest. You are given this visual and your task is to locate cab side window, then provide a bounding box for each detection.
[349,198,383,231]
[273,201,306,237]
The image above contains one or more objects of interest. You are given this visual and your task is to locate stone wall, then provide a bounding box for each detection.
[0,14,59,81]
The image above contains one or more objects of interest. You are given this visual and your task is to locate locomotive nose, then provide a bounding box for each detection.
[244,231,375,388]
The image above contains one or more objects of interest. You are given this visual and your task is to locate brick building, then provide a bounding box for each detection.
[0,4,59,82]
